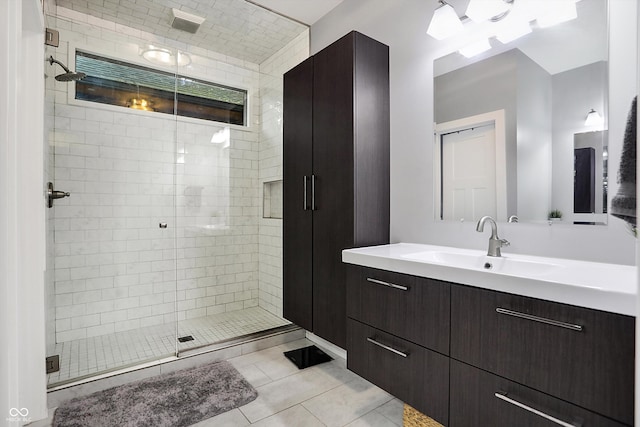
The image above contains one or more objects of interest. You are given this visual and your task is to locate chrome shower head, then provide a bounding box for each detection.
[48,56,87,82]
[54,71,87,82]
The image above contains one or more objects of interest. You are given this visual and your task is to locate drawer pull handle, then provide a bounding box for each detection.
[366,278,408,291]
[496,308,583,332]
[366,337,408,358]
[494,392,581,427]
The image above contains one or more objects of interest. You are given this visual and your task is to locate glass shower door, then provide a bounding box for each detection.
[174,49,290,354]
[45,21,179,386]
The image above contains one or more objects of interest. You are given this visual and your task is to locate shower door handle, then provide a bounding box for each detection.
[47,182,70,208]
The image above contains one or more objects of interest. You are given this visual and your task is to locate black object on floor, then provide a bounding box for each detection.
[284,345,333,369]
[178,335,194,343]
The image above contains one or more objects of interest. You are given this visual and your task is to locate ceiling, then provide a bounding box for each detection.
[54,0,341,64]
[248,0,345,26]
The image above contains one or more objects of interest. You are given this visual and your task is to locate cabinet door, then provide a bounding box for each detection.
[347,319,449,426]
[283,57,314,331]
[353,32,390,247]
[451,284,635,425]
[450,359,628,427]
[311,33,356,348]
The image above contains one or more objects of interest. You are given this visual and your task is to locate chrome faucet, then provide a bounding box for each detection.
[476,216,510,257]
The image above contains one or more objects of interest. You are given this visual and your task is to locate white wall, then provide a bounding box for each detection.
[311,0,637,265]
[516,52,553,223]
[1,0,49,424]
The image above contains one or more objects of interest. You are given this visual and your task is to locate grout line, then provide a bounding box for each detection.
[48,307,291,386]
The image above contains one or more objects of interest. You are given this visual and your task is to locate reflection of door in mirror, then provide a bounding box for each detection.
[434,110,508,222]
[572,131,608,225]
[442,125,496,221]
[574,147,595,214]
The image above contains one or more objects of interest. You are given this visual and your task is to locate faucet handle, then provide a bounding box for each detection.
[500,239,510,247]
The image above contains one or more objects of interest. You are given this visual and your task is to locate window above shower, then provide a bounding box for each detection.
[74,50,247,126]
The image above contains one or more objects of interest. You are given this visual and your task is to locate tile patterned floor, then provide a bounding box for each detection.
[196,338,403,426]
[47,307,290,386]
[34,338,403,427]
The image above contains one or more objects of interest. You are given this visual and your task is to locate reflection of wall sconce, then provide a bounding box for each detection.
[210,127,230,148]
[585,108,604,127]
[128,98,154,111]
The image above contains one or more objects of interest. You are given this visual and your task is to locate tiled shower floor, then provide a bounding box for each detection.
[47,307,290,386]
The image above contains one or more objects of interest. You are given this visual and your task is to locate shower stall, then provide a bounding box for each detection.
[43,1,309,387]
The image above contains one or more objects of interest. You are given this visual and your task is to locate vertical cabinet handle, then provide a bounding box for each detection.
[311,174,316,211]
[494,392,581,427]
[303,176,309,211]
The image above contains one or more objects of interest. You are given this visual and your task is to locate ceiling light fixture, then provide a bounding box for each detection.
[141,46,192,67]
[427,0,580,57]
[426,1,464,40]
[494,12,532,44]
[465,0,514,23]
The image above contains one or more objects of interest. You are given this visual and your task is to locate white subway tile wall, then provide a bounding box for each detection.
[258,31,309,318]
[48,9,309,345]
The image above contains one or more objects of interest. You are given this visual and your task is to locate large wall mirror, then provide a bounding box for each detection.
[433,0,608,225]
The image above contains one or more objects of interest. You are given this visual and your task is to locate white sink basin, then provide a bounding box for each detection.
[342,243,637,316]
[402,250,560,277]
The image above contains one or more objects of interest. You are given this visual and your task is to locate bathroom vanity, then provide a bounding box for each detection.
[343,243,635,426]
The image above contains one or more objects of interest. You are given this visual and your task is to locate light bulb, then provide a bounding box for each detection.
[427,2,464,40]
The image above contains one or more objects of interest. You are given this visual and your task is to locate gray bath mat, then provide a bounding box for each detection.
[52,360,257,427]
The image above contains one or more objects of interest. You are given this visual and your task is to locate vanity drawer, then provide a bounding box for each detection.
[451,284,634,425]
[450,359,629,427]
[346,265,450,354]
[347,318,449,426]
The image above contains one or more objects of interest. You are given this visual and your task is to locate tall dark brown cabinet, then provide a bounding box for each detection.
[283,31,390,348]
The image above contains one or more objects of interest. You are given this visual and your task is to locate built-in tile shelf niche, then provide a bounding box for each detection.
[263,180,283,219]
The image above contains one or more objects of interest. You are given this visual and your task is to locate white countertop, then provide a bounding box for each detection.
[342,243,637,316]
